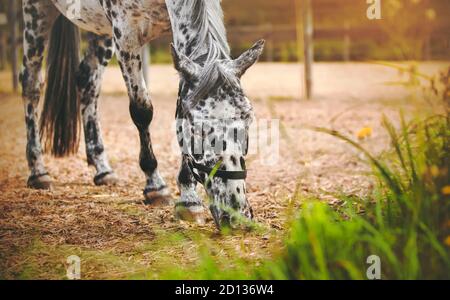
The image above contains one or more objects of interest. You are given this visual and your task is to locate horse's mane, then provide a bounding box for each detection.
[184,0,230,64]
[176,0,241,110]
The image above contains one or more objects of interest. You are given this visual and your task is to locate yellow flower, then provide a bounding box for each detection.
[425,9,436,21]
[445,236,450,247]
[430,165,440,178]
[442,185,450,195]
[357,127,373,140]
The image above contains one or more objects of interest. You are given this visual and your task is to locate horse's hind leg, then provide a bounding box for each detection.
[77,33,118,186]
[21,0,59,189]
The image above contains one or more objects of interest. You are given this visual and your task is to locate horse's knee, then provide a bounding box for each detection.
[20,63,43,102]
[129,100,153,130]
[77,35,113,107]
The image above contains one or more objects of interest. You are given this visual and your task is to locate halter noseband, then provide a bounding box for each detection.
[187,156,247,184]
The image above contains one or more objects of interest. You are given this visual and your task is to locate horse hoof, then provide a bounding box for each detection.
[175,204,206,224]
[94,172,118,186]
[27,174,53,190]
[143,187,173,207]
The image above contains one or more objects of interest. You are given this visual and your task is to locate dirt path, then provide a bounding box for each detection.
[0,62,447,279]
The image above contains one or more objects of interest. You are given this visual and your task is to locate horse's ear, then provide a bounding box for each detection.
[233,39,265,77]
[170,44,200,80]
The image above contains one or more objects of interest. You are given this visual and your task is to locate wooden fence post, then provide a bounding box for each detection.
[265,23,274,62]
[0,30,6,70]
[302,0,313,100]
[0,12,7,70]
[343,21,351,62]
[8,0,18,92]
[295,0,304,100]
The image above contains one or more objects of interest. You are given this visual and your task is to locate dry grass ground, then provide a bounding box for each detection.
[0,62,447,279]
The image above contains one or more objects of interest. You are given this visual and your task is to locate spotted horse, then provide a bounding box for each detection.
[20,0,265,228]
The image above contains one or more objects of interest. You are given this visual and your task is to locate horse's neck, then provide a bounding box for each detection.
[166,0,230,65]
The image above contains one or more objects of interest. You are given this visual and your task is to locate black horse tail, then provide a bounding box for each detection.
[40,15,81,157]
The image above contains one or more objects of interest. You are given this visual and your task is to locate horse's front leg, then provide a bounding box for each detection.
[77,33,118,186]
[114,44,172,205]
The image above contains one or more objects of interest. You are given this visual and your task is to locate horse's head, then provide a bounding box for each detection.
[172,40,265,228]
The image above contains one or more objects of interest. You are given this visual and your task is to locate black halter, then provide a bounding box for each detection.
[187,156,247,184]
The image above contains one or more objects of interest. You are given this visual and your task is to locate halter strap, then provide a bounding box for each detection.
[187,157,247,184]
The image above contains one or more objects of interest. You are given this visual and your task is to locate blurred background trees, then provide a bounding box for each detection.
[0,0,449,68]
[220,0,450,62]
